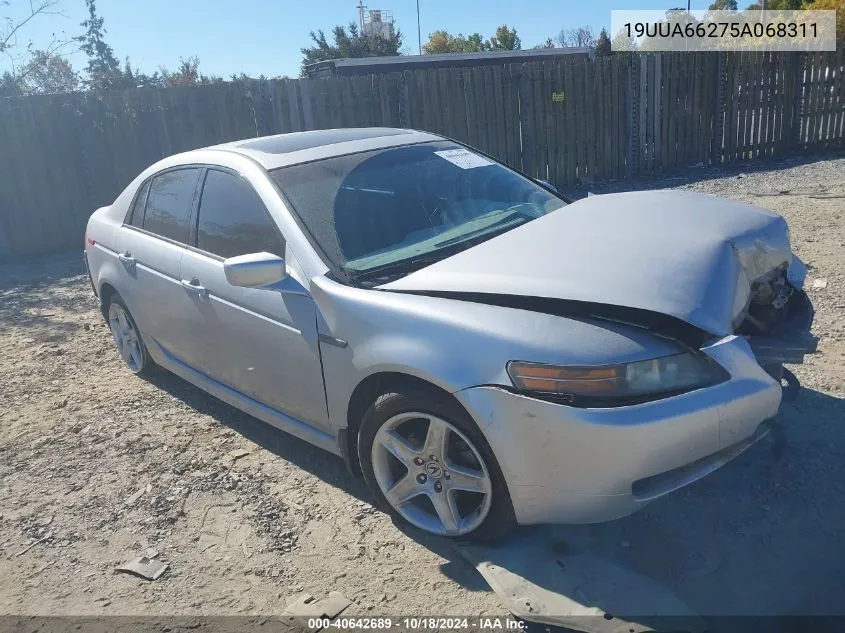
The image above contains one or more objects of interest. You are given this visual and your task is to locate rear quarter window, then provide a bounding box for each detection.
[128,180,151,228]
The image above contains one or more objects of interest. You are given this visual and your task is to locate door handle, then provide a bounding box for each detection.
[181,279,208,297]
[118,252,135,271]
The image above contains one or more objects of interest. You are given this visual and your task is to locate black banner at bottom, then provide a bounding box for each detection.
[2,615,844,633]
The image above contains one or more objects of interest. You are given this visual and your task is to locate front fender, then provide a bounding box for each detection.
[310,276,683,432]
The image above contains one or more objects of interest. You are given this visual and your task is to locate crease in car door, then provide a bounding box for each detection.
[179,168,330,431]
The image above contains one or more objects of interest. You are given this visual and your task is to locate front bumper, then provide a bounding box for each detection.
[454,335,782,525]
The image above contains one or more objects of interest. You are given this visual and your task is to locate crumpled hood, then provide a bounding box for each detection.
[381,190,792,337]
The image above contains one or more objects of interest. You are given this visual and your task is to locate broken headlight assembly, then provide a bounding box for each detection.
[506,353,730,406]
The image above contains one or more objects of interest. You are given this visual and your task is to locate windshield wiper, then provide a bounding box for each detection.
[343,214,530,286]
[434,213,524,248]
[342,251,450,285]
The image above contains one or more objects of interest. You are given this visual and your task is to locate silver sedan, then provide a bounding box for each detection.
[84,128,815,539]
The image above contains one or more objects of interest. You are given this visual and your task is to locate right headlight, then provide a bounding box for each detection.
[506,352,729,405]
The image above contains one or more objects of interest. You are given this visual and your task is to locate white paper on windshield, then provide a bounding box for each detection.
[434,149,494,169]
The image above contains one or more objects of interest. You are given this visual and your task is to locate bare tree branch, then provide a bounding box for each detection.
[1,0,62,53]
[2,0,73,80]
[556,25,597,48]
[10,36,72,84]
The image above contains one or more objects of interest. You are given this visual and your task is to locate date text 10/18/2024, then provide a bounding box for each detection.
[307,617,526,631]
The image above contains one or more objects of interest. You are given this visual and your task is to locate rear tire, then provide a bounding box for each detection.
[358,383,516,541]
[106,293,153,375]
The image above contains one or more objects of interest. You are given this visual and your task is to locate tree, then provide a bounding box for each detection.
[18,49,77,93]
[0,50,77,96]
[747,0,803,6]
[300,22,402,72]
[611,27,637,52]
[157,57,225,86]
[1,0,72,95]
[160,56,200,87]
[1,0,62,57]
[708,0,738,8]
[743,0,843,40]
[422,30,490,53]
[556,25,596,48]
[489,24,520,50]
[462,32,488,52]
[75,0,123,92]
[121,58,162,89]
[803,0,845,39]
[423,30,457,53]
[639,9,702,50]
[0,70,22,96]
[595,28,612,56]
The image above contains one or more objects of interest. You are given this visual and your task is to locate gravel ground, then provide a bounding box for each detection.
[1,153,844,621]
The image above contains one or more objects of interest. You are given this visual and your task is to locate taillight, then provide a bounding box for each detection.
[86,237,96,247]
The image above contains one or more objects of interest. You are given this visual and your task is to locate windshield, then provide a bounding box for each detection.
[270,141,566,283]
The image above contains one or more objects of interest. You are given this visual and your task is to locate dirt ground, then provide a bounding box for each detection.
[1,153,844,622]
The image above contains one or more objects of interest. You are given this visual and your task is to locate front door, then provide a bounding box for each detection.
[179,168,329,430]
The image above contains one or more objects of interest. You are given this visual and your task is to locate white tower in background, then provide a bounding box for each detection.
[357,0,366,31]
[357,1,395,39]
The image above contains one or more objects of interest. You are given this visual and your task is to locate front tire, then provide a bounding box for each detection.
[358,384,516,540]
[106,293,152,375]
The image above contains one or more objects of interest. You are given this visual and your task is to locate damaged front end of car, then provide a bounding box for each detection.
[735,258,817,392]
[380,190,818,400]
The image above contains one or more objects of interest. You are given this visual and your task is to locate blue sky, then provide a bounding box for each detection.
[2,0,711,78]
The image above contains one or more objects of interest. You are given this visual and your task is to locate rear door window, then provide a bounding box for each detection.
[195,169,285,259]
[142,168,201,243]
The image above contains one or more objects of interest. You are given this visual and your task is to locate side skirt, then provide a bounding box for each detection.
[147,337,341,457]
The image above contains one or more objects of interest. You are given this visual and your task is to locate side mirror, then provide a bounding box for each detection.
[223,252,287,288]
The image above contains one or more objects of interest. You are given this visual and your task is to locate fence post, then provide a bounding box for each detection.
[712,51,726,166]
[399,71,411,128]
[791,53,806,151]
[518,63,531,174]
[246,79,266,136]
[628,54,639,179]
[653,54,662,169]
[300,79,314,130]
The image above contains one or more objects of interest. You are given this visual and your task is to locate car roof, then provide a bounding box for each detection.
[203,127,444,170]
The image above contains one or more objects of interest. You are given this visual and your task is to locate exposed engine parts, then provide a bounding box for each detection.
[741,264,817,370]
[741,265,793,335]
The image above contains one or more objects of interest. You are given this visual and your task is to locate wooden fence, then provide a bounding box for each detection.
[1,49,844,259]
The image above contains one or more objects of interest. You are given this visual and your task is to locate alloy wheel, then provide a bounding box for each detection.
[371,412,493,536]
[108,302,143,373]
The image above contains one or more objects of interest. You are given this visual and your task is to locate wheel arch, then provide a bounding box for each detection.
[99,281,117,319]
[88,246,126,321]
[343,372,468,476]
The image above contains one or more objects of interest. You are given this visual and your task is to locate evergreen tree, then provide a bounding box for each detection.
[75,0,123,92]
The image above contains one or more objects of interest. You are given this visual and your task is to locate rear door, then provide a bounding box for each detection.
[113,167,202,363]
[179,168,329,429]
